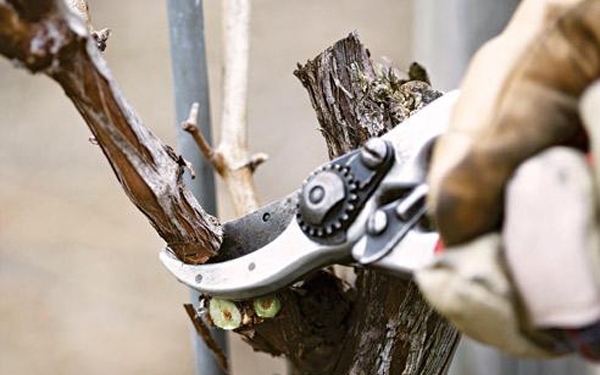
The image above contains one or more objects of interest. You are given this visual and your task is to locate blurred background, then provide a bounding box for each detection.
[0,1,598,375]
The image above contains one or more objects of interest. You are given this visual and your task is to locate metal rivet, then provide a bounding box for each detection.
[367,210,388,235]
[361,138,388,169]
[248,262,256,271]
[195,274,203,284]
[309,186,325,204]
[300,171,346,226]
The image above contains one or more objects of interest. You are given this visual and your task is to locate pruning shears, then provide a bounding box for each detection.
[160,91,459,299]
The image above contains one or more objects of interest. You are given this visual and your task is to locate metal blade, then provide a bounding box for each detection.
[209,193,298,263]
[159,218,351,299]
[159,91,460,298]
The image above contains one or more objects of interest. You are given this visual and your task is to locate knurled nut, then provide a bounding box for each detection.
[297,163,357,238]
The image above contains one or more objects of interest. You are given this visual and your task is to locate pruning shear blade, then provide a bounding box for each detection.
[159,91,460,299]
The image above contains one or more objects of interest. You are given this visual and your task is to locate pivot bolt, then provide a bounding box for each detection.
[361,138,388,169]
[309,186,325,204]
[300,170,346,226]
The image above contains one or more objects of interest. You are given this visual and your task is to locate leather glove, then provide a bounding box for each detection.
[417,145,600,357]
[416,0,600,357]
[428,0,599,245]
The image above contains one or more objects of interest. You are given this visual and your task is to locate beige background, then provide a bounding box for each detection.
[0,1,414,374]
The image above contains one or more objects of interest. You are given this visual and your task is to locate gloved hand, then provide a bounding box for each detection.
[418,145,600,357]
[416,0,600,358]
[428,0,599,244]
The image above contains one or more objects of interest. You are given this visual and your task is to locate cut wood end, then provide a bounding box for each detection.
[187,102,200,124]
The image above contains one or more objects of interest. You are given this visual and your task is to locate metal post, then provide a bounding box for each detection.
[166,1,228,375]
[413,1,591,374]
[412,0,521,92]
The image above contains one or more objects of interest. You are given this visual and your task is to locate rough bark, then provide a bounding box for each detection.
[0,1,459,373]
[0,0,221,264]
[236,33,459,375]
[293,32,459,375]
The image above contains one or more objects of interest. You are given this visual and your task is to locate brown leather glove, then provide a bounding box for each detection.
[417,144,600,357]
[428,0,600,245]
[416,0,600,358]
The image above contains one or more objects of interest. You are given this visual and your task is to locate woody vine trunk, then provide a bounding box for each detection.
[194,33,461,375]
[0,1,458,374]
[290,33,459,374]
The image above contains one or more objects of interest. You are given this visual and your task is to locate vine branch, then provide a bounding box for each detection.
[0,0,222,264]
[184,304,229,374]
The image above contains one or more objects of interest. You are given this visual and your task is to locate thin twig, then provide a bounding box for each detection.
[182,103,210,157]
[184,304,230,374]
[182,103,226,174]
[183,0,262,217]
[245,152,269,173]
[219,0,251,155]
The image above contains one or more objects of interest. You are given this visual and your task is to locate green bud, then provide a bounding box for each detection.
[252,295,282,318]
[209,298,241,330]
